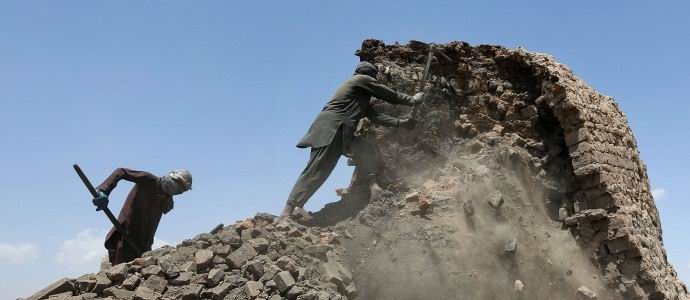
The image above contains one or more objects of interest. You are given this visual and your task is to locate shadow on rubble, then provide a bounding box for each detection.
[305,189,371,227]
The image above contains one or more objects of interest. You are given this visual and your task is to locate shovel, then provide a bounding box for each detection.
[73,164,142,257]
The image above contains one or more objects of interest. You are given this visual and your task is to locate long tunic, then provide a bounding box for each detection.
[96,168,173,264]
[296,74,413,149]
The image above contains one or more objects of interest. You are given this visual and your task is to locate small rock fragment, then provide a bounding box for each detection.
[92,273,112,294]
[201,282,233,300]
[194,249,214,270]
[404,192,420,202]
[133,256,158,267]
[103,286,135,299]
[576,286,598,299]
[122,274,141,290]
[106,263,130,282]
[345,284,358,298]
[558,207,569,221]
[170,272,192,286]
[180,283,204,300]
[207,268,226,287]
[236,218,256,232]
[246,260,266,278]
[277,256,298,273]
[245,280,264,298]
[133,286,161,300]
[514,280,524,291]
[505,238,517,253]
[227,243,257,269]
[142,265,164,278]
[248,238,270,254]
[25,278,77,300]
[142,275,168,294]
[463,200,475,216]
[418,196,432,213]
[273,271,296,293]
[488,193,504,209]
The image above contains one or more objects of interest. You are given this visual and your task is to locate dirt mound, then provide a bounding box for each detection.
[308,39,687,299]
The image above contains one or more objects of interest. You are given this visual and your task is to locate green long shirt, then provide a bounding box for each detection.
[297,74,413,149]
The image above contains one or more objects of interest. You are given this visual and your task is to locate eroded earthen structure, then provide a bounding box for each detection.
[354,39,687,299]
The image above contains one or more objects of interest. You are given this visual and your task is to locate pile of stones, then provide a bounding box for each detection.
[27,213,356,300]
[354,39,689,299]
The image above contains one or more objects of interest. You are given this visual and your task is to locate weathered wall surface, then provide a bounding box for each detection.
[356,39,688,299]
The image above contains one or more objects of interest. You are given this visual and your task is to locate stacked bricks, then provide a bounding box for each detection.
[357,39,688,299]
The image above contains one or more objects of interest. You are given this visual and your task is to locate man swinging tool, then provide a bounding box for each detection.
[89,167,192,264]
[280,61,426,217]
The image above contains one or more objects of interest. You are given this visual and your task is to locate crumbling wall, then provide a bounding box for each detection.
[27,39,688,300]
[355,39,688,299]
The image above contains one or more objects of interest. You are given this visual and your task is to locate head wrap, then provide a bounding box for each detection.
[160,169,192,195]
[354,61,378,77]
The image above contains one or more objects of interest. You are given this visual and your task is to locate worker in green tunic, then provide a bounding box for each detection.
[281,61,425,217]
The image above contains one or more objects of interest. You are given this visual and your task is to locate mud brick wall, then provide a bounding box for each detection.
[532,52,688,299]
[357,39,688,299]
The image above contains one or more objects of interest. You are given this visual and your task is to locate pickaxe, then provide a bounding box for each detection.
[411,43,452,120]
[73,164,143,257]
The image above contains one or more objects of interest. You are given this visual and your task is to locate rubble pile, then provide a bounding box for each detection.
[28,39,689,300]
[325,39,686,299]
[28,214,356,300]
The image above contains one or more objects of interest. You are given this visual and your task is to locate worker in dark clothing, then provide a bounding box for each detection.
[91,168,192,264]
[281,61,425,217]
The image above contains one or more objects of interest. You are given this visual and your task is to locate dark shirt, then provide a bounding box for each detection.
[297,74,413,149]
[97,168,173,264]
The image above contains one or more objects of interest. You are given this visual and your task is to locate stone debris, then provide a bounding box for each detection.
[28,213,354,300]
[487,193,504,209]
[245,280,264,298]
[194,249,214,270]
[418,195,433,213]
[404,191,420,202]
[122,274,141,290]
[514,279,524,291]
[463,200,475,216]
[141,265,164,277]
[576,286,598,299]
[133,286,161,300]
[103,286,134,298]
[25,278,76,300]
[563,209,607,226]
[504,238,517,253]
[558,207,569,221]
[227,243,257,268]
[105,263,130,282]
[273,271,296,293]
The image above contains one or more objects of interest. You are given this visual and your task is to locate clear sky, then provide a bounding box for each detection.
[1,1,688,299]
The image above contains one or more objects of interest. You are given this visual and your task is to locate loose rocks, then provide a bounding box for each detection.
[28,213,355,300]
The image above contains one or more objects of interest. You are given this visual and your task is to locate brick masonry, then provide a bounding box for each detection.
[357,39,689,299]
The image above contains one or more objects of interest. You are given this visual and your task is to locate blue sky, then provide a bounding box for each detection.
[1,1,688,299]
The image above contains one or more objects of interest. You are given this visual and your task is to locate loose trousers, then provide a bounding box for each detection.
[286,126,378,208]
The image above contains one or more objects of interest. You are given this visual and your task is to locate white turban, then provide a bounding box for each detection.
[161,169,192,195]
